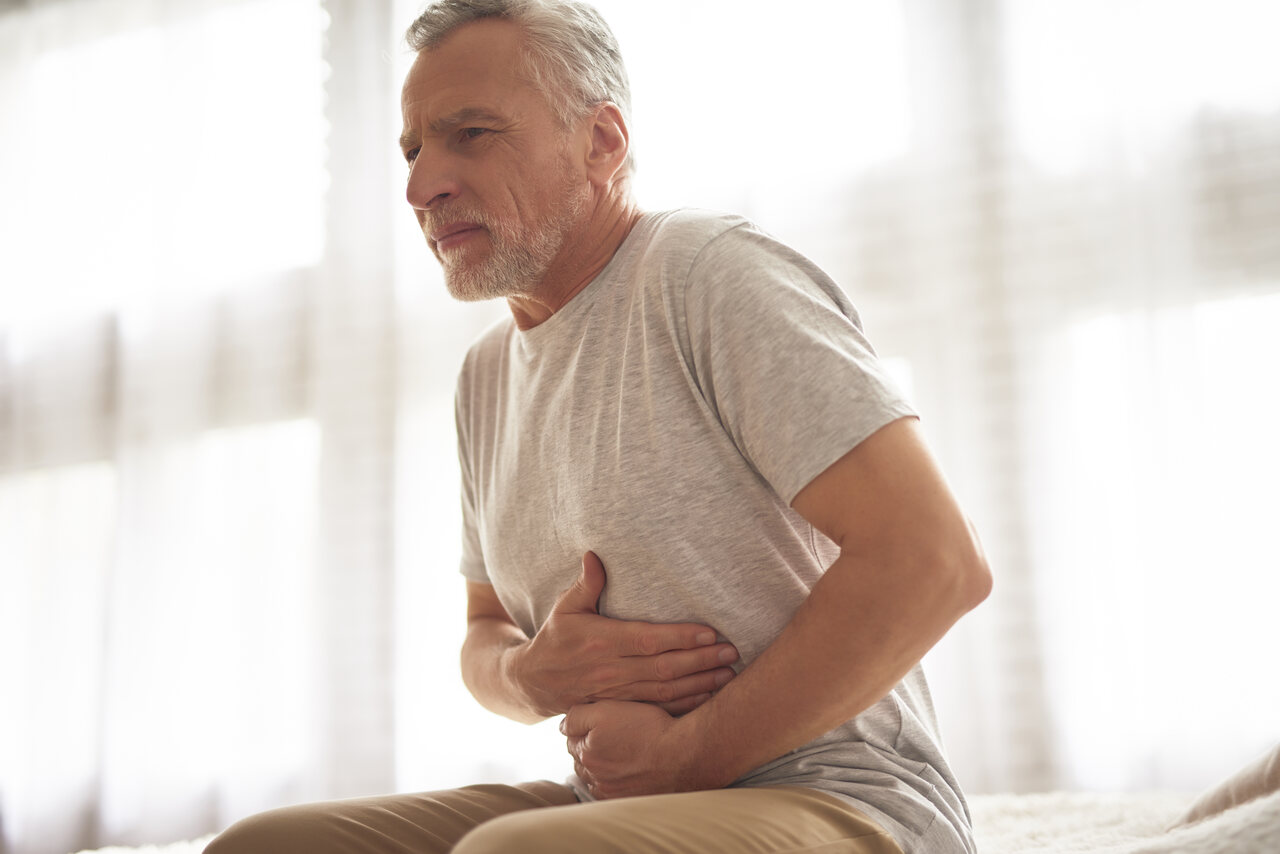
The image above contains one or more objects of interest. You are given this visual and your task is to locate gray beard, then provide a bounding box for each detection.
[440,183,588,303]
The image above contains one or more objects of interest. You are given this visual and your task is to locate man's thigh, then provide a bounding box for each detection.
[454,786,904,854]
[203,780,578,854]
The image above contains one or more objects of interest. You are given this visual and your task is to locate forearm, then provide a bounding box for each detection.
[460,616,546,724]
[677,540,990,788]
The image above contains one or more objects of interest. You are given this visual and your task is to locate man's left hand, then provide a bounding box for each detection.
[561,700,713,799]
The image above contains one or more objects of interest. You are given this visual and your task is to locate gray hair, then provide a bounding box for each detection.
[405,0,634,172]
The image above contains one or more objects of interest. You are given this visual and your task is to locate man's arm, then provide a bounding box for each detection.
[462,551,740,724]
[562,417,992,797]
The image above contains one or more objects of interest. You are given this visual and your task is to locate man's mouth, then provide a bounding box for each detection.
[431,222,485,252]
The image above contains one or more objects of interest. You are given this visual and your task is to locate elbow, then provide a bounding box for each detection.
[908,518,991,618]
[959,551,993,612]
[951,520,993,613]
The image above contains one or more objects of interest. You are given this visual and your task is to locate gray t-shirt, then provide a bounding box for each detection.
[454,209,974,854]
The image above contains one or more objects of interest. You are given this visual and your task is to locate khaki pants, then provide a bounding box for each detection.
[204,781,904,854]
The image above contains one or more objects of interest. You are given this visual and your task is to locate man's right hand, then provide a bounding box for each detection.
[510,551,738,718]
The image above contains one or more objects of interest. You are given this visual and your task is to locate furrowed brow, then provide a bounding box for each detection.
[400,107,506,154]
[428,107,506,134]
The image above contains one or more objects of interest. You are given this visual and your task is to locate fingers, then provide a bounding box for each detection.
[560,699,608,738]
[585,642,737,703]
[606,640,736,688]
[597,664,736,705]
[555,551,607,615]
[617,620,726,657]
[649,643,739,681]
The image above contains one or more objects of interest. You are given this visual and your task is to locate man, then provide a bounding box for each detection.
[207,1,992,852]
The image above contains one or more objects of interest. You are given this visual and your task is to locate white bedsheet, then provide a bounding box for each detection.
[973,789,1280,854]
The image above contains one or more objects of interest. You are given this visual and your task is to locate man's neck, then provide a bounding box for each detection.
[506,195,643,331]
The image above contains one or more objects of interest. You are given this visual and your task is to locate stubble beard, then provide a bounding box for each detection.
[434,163,589,303]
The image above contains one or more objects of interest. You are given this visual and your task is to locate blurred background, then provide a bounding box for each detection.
[2,0,1278,851]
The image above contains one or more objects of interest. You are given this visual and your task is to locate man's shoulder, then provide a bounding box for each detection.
[634,208,836,305]
[623,208,777,300]
[636,208,754,256]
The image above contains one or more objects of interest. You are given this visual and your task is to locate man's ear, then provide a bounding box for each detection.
[583,102,630,186]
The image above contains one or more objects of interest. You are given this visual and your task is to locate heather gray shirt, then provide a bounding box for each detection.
[454,209,974,854]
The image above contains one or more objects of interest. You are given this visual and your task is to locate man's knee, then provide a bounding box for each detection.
[204,803,343,854]
[453,806,599,854]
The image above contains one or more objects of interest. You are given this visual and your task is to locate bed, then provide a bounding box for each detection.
[73,747,1280,854]
[972,787,1279,853]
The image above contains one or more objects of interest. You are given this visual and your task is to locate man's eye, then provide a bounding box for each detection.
[462,127,489,140]
[404,147,419,166]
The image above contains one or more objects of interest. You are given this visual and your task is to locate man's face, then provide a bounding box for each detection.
[399,19,590,301]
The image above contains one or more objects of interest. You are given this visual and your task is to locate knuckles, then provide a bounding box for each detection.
[580,633,610,658]
[652,680,677,703]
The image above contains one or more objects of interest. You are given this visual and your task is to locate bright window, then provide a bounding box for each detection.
[0,0,329,331]
[1006,0,1280,171]
[1032,292,1280,788]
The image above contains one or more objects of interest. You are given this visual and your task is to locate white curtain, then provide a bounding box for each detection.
[1,1,414,851]
[3,0,1279,852]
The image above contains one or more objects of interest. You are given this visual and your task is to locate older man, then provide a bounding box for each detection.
[207,1,992,852]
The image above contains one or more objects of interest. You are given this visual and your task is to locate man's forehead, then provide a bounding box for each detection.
[400,19,533,123]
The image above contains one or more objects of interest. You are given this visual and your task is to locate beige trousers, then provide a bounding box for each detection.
[204,781,905,854]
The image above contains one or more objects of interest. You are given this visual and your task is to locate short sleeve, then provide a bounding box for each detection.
[682,223,915,504]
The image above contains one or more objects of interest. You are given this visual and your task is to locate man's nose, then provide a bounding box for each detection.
[405,152,462,211]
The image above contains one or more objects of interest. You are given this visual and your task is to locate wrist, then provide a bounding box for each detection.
[501,638,553,721]
[671,702,738,791]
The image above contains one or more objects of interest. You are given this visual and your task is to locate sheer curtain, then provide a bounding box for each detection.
[872,0,1280,792]
[1,1,413,851]
[3,0,1280,852]
[996,1,1280,790]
